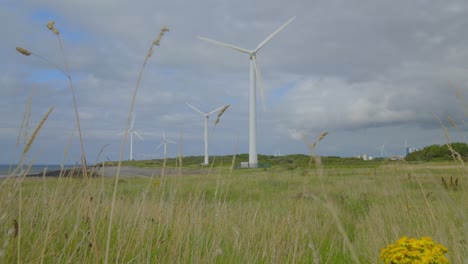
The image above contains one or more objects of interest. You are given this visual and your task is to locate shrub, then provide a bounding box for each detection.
[380,236,449,264]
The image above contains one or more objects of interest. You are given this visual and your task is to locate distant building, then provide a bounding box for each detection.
[240,162,249,168]
[274,151,283,157]
[356,154,372,161]
[409,148,419,153]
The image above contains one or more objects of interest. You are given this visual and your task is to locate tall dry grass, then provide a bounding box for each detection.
[1,162,467,263]
[17,20,88,179]
[3,19,467,264]
[106,25,169,264]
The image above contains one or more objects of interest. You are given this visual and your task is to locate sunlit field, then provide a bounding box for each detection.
[1,160,466,263]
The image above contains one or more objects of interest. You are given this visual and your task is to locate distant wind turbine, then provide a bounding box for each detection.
[405,140,410,156]
[377,144,386,158]
[119,112,143,160]
[198,16,296,167]
[156,130,176,160]
[186,102,229,165]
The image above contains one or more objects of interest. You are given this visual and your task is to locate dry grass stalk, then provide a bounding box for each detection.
[447,116,458,129]
[17,86,34,147]
[441,176,459,191]
[303,131,329,152]
[16,47,68,77]
[178,131,183,177]
[301,132,328,175]
[23,107,53,155]
[301,131,359,263]
[106,25,169,264]
[453,87,468,117]
[436,115,465,166]
[441,177,448,190]
[308,240,320,264]
[45,21,89,179]
[16,21,86,176]
[214,104,230,126]
[13,220,18,238]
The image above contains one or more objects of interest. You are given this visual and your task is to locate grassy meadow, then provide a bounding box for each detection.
[0,160,466,263]
[8,20,467,263]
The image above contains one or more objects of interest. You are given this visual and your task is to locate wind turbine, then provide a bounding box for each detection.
[198,16,296,168]
[156,130,176,160]
[377,144,386,158]
[405,140,410,156]
[119,112,143,160]
[186,102,228,165]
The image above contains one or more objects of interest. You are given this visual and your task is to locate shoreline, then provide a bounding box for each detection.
[1,166,206,178]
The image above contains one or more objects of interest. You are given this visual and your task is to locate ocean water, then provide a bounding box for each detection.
[0,164,75,177]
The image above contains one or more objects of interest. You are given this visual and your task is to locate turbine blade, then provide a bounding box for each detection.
[133,131,144,140]
[167,140,176,144]
[207,105,228,116]
[156,141,164,149]
[252,55,266,111]
[198,36,251,54]
[130,112,135,129]
[117,130,127,136]
[186,102,206,115]
[255,16,296,52]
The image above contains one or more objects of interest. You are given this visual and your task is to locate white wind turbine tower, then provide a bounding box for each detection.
[186,102,228,165]
[405,140,410,156]
[119,112,143,160]
[198,16,296,168]
[156,130,176,160]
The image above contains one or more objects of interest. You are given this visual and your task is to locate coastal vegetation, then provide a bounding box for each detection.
[1,159,466,263]
[405,142,468,162]
[3,19,466,264]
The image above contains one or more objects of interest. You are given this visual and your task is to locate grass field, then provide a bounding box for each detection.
[0,160,466,263]
[10,20,467,263]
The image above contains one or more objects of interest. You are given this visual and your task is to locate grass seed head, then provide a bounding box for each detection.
[23,106,54,154]
[447,115,458,128]
[146,26,169,59]
[46,21,60,35]
[16,47,31,56]
[46,21,55,30]
[318,131,329,142]
[214,104,230,126]
[152,26,170,46]
[304,131,329,151]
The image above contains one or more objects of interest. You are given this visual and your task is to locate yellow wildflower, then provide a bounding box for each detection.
[380,236,449,264]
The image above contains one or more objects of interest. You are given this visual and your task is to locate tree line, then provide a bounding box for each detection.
[405,142,468,161]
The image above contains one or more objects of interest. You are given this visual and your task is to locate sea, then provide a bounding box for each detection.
[0,164,76,178]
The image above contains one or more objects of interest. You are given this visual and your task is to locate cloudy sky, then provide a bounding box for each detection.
[1,0,467,164]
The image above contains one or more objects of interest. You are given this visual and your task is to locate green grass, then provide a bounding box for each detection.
[12,19,467,263]
[1,161,466,263]
[102,154,396,170]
